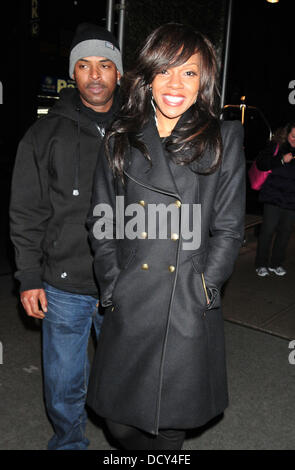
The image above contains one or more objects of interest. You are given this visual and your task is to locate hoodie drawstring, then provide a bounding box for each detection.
[73,107,81,196]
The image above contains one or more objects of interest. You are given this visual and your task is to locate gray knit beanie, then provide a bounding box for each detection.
[69,23,123,78]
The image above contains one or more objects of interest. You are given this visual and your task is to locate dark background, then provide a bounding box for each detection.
[227,0,294,141]
[0,0,294,274]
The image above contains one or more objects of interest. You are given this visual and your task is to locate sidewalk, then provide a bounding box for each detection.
[223,229,295,340]
[0,231,295,450]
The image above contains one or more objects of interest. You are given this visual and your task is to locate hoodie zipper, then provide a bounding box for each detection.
[95,123,105,138]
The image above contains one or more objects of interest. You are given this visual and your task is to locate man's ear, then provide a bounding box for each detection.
[117,71,122,83]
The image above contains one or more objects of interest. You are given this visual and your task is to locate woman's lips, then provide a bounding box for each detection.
[162,94,185,106]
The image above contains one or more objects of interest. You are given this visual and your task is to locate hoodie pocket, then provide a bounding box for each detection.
[45,222,94,283]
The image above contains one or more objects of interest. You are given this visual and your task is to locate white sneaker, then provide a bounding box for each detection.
[268,266,287,276]
[256,267,270,277]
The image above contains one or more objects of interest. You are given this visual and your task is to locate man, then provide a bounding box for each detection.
[10,23,123,450]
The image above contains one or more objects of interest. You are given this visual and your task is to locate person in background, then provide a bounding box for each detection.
[86,23,245,450]
[9,23,123,449]
[255,121,295,277]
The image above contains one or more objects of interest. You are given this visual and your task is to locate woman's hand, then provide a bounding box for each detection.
[283,152,294,163]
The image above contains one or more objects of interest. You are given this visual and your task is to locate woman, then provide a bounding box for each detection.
[255,121,295,277]
[87,23,245,450]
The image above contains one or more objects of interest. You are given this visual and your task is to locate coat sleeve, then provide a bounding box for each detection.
[87,143,121,308]
[204,121,246,293]
[9,128,51,292]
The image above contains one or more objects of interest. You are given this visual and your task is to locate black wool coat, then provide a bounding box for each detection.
[87,117,245,435]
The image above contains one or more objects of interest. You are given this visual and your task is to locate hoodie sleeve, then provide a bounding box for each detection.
[9,128,51,292]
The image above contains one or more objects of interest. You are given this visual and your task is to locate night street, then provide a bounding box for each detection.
[0,0,294,453]
[1,230,295,450]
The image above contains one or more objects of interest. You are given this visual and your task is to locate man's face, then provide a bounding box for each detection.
[73,56,121,112]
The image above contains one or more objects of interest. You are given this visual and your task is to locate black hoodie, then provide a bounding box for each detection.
[10,87,119,295]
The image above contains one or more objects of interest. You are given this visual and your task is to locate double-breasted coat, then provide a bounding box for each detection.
[87,115,245,435]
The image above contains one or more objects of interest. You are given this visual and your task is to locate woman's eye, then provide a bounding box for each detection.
[185,71,197,76]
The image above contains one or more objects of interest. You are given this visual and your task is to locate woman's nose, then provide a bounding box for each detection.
[167,72,183,88]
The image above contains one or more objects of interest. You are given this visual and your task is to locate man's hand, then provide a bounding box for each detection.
[20,289,48,319]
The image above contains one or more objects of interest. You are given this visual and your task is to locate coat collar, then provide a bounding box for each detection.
[123,107,218,198]
[124,116,180,197]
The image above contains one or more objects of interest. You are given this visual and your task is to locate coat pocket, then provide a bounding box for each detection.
[191,251,220,310]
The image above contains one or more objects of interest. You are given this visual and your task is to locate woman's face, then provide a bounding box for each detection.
[287,127,295,148]
[151,52,200,136]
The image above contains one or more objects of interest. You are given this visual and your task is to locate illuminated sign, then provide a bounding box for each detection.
[31,0,40,37]
[40,76,75,95]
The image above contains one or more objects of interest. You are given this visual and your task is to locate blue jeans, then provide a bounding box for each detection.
[42,283,103,450]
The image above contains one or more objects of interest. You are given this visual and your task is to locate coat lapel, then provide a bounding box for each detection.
[124,109,218,201]
[124,118,180,197]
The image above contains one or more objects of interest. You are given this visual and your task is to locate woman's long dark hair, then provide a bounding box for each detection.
[106,23,222,180]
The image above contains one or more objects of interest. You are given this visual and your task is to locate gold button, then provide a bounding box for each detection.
[141,263,149,270]
[141,232,148,239]
[111,306,115,312]
[139,200,145,207]
[171,233,179,241]
[174,200,181,208]
[168,265,175,273]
